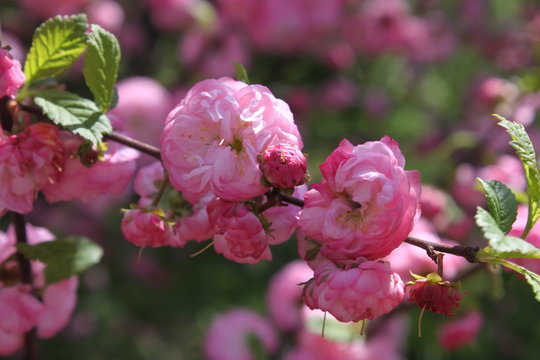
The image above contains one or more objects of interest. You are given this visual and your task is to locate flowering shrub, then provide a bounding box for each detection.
[2,3,540,359]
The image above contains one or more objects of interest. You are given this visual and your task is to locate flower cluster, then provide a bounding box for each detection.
[298,136,420,322]
[122,77,307,264]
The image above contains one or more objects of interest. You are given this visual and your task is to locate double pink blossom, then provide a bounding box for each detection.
[0,123,64,214]
[303,260,404,322]
[299,137,420,261]
[0,48,25,98]
[161,77,302,203]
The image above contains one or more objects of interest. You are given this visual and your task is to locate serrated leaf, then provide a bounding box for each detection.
[16,236,103,283]
[34,89,112,143]
[24,14,88,84]
[233,62,250,84]
[476,207,540,258]
[498,259,540,302]
[477,178,518,233]
[83,24,121,112]
[496,114,540,238]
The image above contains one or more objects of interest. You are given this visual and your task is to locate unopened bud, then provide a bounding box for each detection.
[260,143,308,189]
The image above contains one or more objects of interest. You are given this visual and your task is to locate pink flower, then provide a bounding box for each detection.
[19,0,91,19]
[87,0,125,34]
[260,143,307,189]
[266,261,313,331]
[161,77,302,203]
[405,274,462,316]
[0,48,25,98]
[0,285,44,355]
[121,209,175,248]
[0,123,64,214]
[204,308,279,360]
[437,310,483,350]
[42,132,138,203]
[298,137,420,261]
[303,260,404,322]
[209,200,271,264]
[38,277,79,338]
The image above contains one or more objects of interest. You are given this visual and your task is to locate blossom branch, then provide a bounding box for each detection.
[11,212,37,360]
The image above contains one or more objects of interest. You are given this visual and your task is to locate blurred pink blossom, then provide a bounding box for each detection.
[87,0,125,34]
[0,48,25,98]
[437,310,483,350]
[204,309,279,360]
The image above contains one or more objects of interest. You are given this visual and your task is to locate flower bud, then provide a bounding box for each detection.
[260,143,308,189]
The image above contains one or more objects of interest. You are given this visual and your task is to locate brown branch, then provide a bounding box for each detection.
[104,132,161,159]
[404,237,480,263]
[11,212,37,360]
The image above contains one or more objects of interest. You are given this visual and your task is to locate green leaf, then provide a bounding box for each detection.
[83,24,121,112]
[496,114,540,238]
[477,178,518,233]
[34,89,112,143]
[475,207,540,259]
[233,62,250,84]
[497,259,540,302]
[24,14,88,84]
[16,237,103,283]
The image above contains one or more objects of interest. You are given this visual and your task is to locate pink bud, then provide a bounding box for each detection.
[260,143,307,189]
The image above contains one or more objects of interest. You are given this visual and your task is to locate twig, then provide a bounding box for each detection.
[104,132,161,159]
[404,237,479,263]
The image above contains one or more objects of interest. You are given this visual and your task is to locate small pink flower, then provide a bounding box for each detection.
[174,193,215,244]
[260,143,307,189]
[266,261,313,331]
[405,273,463,316]
[161,77,302,203]
[298,137,420,261]
[121,209,175,248]
[0,123,64,214]
[437,310,483,350]
[209,200,271,264]
[303,260,404,322]
[0,48,25,98]
[204,308,279,360]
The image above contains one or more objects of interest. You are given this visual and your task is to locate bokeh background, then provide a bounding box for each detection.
[2,0,540,359]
